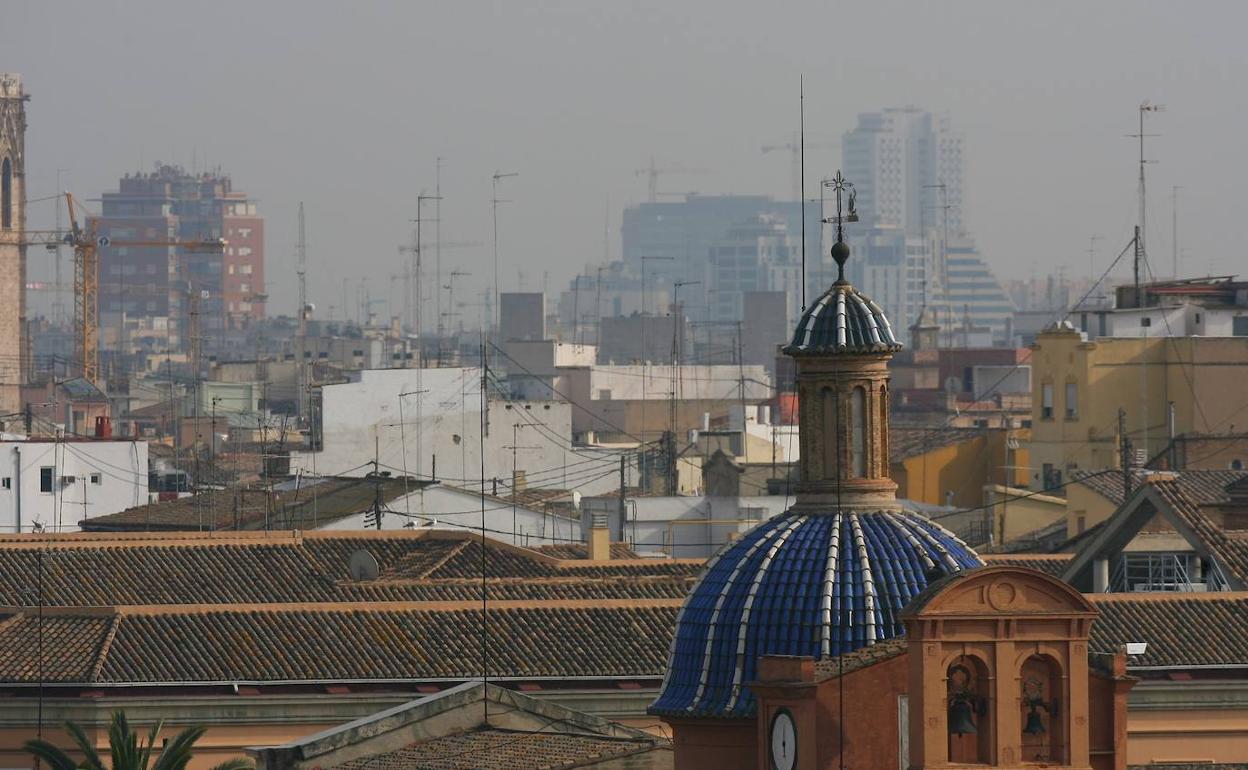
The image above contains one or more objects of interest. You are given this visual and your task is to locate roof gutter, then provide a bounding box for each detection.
[0,674,665,689]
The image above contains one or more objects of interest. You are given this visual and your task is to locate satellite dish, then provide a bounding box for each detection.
[348,549,380,581]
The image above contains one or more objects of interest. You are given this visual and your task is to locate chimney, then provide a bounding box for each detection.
[587,507,611,561]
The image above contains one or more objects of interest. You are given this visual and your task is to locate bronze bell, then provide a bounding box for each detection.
[949,700,977,736]
[1023,707,1046,735]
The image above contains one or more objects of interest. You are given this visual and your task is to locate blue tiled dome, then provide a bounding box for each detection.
[649,509,981,718]
[784,282,903,355]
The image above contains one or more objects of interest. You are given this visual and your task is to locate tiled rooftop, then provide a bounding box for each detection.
[0,530,701,607]
[83,477,412,531]
[1089,592,1248,670]
[980,554,1073,577]
[890,427,985,462]
[1073,468,1247,507]
[0,602,680,685]
[329,728,659,770]
[1148,479,1248,587]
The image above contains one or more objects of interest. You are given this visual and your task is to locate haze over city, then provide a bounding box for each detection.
[3,4,1248,770]
[6,0,1247,314]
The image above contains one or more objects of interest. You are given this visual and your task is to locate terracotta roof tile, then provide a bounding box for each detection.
[329,728,659,770]
[84,478,412,531]
[1073,469,1247,507]
[1147,479,1248,587]
[0,531,698,607]
[0,603,680,685]
[1089,593,1248,669]
[534,543,640,560]
[980,554,1073,577]
[813,637,909,681]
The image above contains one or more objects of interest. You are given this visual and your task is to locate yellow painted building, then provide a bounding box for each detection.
[891,427,1029,509]
[1026,323,1248,489]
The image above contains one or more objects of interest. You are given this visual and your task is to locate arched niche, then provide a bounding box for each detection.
[820,386,836,478]
[947,654,993,765]
[1020,653,1065,763]
[850,386,866,477]
[1,156,11,230]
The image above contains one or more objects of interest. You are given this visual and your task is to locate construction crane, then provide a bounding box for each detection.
[761,137,839,202]
[21,192,225,386]
[635,157,711,203]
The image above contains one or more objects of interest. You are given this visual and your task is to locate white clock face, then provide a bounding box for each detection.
[770,709,797,770]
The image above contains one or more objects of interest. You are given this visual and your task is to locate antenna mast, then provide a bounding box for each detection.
[1129,101,1163,282]
[800,75,807,311]
[296,203,308,420]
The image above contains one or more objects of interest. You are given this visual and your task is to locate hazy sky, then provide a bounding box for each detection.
[6,1,1246,319]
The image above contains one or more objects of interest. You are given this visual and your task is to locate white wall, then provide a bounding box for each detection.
[0,439,149,533]
[586,365,772,401]
[581,493,791,558]
[292,368,618,496]
[318,484,582,547]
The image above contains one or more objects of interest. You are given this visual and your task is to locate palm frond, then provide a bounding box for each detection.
[150,725,207,770]
[110,710,141,770]
[139,719,166,770]
[65,720,107,770]
[23,738,82,770]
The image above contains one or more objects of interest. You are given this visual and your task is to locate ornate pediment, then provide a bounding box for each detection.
[903,565,1096,619]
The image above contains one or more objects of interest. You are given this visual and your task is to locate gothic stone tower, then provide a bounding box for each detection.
[0,74,26,416]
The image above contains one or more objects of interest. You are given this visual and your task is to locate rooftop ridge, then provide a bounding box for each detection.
[1087,590,1248,603]
[0,598,687,616]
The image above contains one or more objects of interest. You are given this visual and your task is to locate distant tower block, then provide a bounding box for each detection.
[500,292,546,342]
[0,74,27,417]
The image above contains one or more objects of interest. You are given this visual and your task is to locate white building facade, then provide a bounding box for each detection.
[292,368,619,497]
[0,438,149,532]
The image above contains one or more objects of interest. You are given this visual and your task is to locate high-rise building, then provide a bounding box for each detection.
[619,194,825,315]
[93,164,264,355]
[708,214,802,325]
[0,74,26,416]
[844,226,930,332]
[842,106,964,237]
[938,238,1016,344]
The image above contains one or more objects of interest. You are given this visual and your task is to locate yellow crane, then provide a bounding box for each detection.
[22,192,225,386]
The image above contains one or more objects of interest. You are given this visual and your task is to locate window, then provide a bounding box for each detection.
[1041,463,1062,491]
[240,264,253,275]
[1065,382,1078,419]
[1,157,10,230]
[1141,317,1152,328]
[850,387,866,477]
[1041,383,1054,419]
[40,467,54,493]
[90,473,102,485]
[1,477,9,490]
[1234,317,1248,337]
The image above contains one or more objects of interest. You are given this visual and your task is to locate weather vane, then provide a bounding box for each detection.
[822,170,858,282]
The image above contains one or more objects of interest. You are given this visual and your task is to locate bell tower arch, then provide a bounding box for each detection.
[901,566,1098,770]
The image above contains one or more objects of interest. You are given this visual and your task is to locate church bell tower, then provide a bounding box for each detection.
[0,74,27,416]
[784,172,902,511]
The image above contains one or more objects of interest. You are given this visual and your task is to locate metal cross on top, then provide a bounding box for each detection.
[822,170,859,281]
